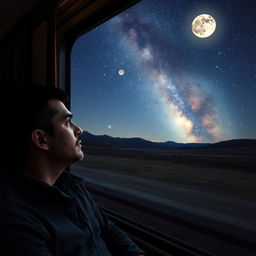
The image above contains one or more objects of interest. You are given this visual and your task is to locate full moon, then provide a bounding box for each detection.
[192,14,216,38]
[118,69,125,76]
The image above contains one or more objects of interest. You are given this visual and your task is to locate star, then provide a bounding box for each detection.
[118,69,125,76]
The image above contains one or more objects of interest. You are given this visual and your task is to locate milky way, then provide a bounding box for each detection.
[113,11,226,142]
[72,0,256,143]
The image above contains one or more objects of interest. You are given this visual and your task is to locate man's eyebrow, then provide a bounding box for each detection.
[62,113,73,120]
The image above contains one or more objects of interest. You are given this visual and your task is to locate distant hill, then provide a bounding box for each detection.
[208,139,256,148]
[80,131,256,150]
[80,131,209,149]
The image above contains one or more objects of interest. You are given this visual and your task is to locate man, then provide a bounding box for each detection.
[0,85,146,256]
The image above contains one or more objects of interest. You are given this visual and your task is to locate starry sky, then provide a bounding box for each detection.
[71,0,256,143]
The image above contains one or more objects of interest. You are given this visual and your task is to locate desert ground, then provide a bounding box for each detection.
[75,146,256,201]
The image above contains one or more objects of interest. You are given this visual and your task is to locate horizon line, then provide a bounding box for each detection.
[81,130,256,145]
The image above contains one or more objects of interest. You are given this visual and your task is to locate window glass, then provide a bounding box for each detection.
[71,0,256,253]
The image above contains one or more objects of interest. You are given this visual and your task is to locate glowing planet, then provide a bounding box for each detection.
[192,14,216,38]
[118,69,125,75]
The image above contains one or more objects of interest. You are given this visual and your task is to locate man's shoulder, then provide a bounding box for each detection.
[0,169,40,218]
[0,170,17,200]
[0,186,34,226]
[0,179,28,212]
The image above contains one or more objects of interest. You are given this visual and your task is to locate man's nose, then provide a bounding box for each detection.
[74,123,83,136]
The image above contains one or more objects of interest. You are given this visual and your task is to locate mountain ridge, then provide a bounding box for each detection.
[80,131,256,149]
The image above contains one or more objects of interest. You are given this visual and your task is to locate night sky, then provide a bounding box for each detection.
[71,0,256,143]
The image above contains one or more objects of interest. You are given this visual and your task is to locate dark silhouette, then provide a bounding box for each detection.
[0,85,145,256]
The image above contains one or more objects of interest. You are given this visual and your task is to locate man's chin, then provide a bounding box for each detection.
[76,152,84,161]
[67,150,84,163]
[78,153,84,161]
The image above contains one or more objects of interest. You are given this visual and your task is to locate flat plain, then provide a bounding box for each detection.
[78,146,256,201]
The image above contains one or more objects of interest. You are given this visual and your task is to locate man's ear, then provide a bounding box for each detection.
[31,129,49,150]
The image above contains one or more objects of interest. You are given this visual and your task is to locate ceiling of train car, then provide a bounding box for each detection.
[0,0,42,40]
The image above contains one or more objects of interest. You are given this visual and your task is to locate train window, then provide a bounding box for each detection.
[70,0,256,254]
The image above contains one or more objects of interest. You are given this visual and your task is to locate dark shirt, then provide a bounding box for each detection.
[0,168,145,256]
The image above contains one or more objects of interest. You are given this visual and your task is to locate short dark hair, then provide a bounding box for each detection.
[0,85,68,168]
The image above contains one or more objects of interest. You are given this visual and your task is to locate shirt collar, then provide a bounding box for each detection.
[54,169,84,188]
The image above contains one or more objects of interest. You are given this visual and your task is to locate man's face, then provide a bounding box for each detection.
[46,99,84,165]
